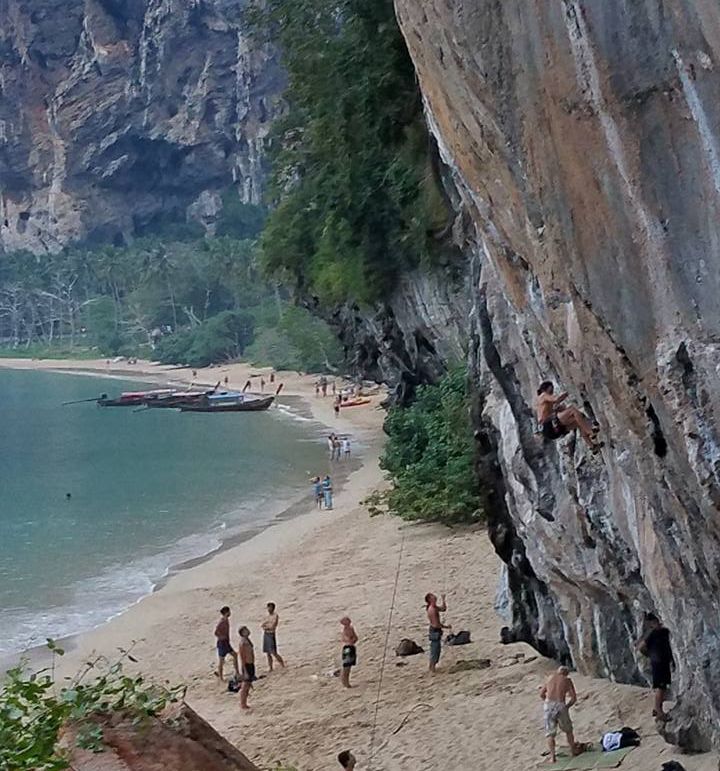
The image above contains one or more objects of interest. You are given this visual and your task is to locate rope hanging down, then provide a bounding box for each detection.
[367,530,406,769]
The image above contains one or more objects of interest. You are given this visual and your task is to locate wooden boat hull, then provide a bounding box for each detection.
[180,396,274,413]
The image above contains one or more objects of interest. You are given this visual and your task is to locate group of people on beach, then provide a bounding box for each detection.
[327,433,351,461]
[214,603,285,710]
[312,474,334,509]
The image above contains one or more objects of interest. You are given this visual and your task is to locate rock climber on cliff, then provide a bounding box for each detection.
[535,381,601,451]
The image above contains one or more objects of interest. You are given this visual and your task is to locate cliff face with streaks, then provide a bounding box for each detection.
[0,0,282,252]
[389,0,720,752]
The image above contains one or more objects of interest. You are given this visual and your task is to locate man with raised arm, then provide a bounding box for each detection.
[535,381,600,450]
[425,592,451,673]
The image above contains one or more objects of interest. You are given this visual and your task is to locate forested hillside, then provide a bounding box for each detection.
[0,203,340,371]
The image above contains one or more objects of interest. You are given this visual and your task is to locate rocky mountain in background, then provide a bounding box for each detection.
[0,0,283,253]
[374,0,719,752]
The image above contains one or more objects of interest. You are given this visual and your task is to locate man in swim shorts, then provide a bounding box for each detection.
[262,601,286,671]
[539,666,579,763]
[340,616,358,688]
[238,625,256,710]
[214,606,239,681]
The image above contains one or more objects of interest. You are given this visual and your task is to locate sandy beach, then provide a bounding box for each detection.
[1,358,716,770]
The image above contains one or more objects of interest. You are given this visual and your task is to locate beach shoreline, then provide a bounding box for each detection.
[0,358,374,669]
[1,358,715,770]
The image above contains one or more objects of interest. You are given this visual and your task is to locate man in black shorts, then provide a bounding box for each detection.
[637,613,674,721]
[340,616,358,688]
[214,606,239,681]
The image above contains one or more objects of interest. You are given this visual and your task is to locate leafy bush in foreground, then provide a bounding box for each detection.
[0,641,182,770]
[366,368,483,525]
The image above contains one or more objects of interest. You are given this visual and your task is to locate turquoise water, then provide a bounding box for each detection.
[0,369,326,653]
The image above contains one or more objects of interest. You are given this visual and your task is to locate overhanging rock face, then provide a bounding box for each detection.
[0,0,284,253]
[394,0,720,751]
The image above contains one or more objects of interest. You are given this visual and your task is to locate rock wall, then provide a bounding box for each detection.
[393,0,720,752]
[0,0,283,252]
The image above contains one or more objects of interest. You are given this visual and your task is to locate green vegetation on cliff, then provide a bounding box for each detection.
[255,0,450,305]
[366,369,483,524]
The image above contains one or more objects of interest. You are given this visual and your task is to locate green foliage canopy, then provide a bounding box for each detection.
[255,0,450,305]
[367,369,483,525]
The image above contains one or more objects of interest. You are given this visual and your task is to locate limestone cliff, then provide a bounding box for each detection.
[0,0,282,252]
[389,0,720,752]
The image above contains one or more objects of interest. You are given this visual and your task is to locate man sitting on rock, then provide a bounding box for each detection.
[535,381,601,451]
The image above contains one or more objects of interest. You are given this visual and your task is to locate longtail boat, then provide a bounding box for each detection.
[97,389,175,407]
[179,392,275,413]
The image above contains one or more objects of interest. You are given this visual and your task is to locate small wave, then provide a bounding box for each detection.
[0,529,226,655]
[274,404,315,423]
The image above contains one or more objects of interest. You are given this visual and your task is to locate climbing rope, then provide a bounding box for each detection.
[367,529,406,770]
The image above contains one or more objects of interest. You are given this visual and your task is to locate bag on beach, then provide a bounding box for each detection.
[395,638,424,656]
[445,630,471,645]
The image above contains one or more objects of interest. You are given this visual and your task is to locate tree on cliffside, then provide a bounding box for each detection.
[254,0,451,305]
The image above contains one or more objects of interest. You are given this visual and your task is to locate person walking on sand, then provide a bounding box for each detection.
[328,433,337,461]
[322,474,334,510]
[262,602,286,671]
[334,395,341,418]
[342,436,351,460]
[238,626,256,709]
[338,750,356,769]
[340,616,358,688]
[637,613,675,722]
[214,606,239,681]
[425,592,451,673]
[540,666,580,763]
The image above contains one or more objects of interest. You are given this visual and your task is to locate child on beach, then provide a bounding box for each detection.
[238,626,256,709]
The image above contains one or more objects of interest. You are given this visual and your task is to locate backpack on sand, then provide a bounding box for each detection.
[445,630,471,645]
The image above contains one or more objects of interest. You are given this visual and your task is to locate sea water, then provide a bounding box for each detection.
[0,369,326,654]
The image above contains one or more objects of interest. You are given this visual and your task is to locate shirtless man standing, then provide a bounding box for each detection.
[214,606,239,681]
[535,381,600,450]
[425,593,451,673]
[262,602,286,671]
[340,616,358,688]
[539,666,578,763]
[238,626,256,710]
